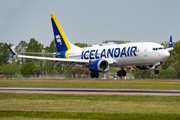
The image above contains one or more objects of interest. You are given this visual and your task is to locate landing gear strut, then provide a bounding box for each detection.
[90,72,99,78]
[117,68,126,77]
[154,67,159,74]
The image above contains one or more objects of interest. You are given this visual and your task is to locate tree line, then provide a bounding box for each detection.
[0,38,90,77]
[0,38,180,78]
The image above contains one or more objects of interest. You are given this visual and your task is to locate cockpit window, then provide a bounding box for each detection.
[153,47,165,51]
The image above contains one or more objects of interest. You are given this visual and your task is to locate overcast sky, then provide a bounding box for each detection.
[0,0,180,47]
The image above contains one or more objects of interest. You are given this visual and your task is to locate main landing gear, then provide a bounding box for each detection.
[117,68,126,77]
[154,67,159,74]
[90,72,99,78]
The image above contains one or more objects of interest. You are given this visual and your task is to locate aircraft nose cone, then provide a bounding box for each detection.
[161,51,170,61]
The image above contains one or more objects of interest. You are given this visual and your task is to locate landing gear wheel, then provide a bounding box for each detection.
[117,70,126,77]
[117,70,122,77]
[90,72,99,78]
[154,66,159,74]
[95,73,99,78]
[122,70,126,76]
[90,72,95,78]
[154,70,159,74]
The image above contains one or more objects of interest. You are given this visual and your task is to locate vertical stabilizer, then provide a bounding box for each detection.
[50,13,71,52]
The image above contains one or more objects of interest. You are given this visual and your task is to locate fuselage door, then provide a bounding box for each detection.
[144,46,148,57]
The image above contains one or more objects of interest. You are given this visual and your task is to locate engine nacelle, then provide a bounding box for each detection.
[136,65,155,70]
[88,59,109,72]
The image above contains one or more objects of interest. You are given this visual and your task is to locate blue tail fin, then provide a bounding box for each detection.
[50,13,71,52]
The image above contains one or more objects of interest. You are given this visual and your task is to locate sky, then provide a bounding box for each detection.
[0,0,180,47]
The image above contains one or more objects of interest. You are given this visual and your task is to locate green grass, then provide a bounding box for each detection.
[0,79,180,89]
[1,79,180,119]
[1,93,180,119]
[1,111,180,120]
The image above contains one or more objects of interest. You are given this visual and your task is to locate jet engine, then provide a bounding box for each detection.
[136,65,155,70]
[88,59,109,72]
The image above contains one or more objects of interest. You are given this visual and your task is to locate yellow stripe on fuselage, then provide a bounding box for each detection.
[50,13,71,52]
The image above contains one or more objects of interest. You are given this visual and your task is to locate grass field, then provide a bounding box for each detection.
[0,78,180,89]
[1,79,180,119]
[1,93,180,120]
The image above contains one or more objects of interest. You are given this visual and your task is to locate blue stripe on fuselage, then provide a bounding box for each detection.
[81,46,137,59]
[55,51,66,58]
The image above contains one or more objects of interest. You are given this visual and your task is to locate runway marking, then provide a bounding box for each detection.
[0,87,180,96]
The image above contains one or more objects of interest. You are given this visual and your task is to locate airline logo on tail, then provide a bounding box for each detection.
[56,35,62,45]
[50,13,71,57]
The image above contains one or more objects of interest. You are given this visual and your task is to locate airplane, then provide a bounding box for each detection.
[6,13,174,78]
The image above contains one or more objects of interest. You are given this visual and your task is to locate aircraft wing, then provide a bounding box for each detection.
[21,52,59,56]
[18,55,90,64]
[18,55,116,65]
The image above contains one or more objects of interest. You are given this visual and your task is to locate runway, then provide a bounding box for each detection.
[0,87,180,96]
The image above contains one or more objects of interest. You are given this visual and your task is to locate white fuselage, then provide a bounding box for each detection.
[67,42,170,68]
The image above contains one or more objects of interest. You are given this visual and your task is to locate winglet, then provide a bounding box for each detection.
[169,35,173,48]
[5,43,16,59]
[166,35,174,51]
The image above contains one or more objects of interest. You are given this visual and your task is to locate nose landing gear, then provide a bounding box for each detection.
[154,67,159,74]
